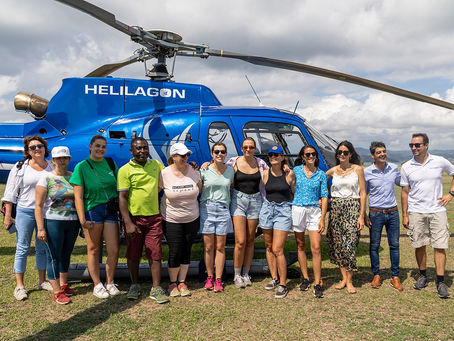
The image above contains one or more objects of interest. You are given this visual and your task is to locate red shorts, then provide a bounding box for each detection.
[125,214,163,261]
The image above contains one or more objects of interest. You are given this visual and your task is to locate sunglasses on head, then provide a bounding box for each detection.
[304,152,317,157]
[409,143,424,148]
[337,150,350,156]
[268,152,282,157]
[213,149,226,155]
[29,144,45,151]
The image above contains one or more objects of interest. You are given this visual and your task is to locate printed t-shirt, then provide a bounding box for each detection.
[117,159,165,216]
[292,166,328,207]
[400,154,454,213]
[37,172,77,220]
[159,166,200,223]
[70,158,118,212]
[17,162,53,209]
[200,165,234,205]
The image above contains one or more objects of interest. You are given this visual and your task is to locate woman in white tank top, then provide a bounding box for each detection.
[326,141,366,294]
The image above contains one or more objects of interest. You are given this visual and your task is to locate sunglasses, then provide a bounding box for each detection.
[268,152,282,157]
[304,152,317,158]
[29,144,45,151]
[178,153,190,158]
[242,146,255,150]
[337,150,350,156]
[409,143,424,148]
[213,150,226,155]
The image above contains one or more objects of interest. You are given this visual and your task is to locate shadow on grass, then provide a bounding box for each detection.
[19,288,149,341]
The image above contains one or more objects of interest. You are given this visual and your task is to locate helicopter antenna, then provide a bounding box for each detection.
[169,53,177,80]
[245,75,263,106]
[292,100,299,115]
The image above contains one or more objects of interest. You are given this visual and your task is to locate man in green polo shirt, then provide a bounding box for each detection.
[118,137,169,304]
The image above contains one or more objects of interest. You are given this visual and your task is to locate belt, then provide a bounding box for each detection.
[369,206,398,214]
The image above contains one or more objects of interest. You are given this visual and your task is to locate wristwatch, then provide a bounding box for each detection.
[449,191,454,197]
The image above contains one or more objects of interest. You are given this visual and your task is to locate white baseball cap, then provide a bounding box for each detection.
[170,142,192,156]
[51,146,71,158]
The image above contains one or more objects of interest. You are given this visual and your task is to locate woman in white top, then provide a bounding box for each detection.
[2,135,53,301]
[326,140,366,294]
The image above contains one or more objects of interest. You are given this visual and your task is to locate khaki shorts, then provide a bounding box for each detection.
[408,211,450,249]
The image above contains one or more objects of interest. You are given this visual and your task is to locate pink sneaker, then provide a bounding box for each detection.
[214,278,223,292]
[204,277,214,290]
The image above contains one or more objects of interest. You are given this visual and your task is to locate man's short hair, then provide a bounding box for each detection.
[131,136,148,148]
[412,133,429,144]
[369,141,386,155]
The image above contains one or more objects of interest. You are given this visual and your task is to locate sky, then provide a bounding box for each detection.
[1,0,454,150]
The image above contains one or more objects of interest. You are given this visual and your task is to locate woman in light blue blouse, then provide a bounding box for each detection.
[291,145,328,298]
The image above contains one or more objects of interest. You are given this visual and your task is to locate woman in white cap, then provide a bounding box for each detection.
[159,142,202,297]
[2,135,53,301]
[35,146,79,304]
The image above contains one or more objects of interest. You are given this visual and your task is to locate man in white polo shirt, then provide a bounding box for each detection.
[401,133,454,299]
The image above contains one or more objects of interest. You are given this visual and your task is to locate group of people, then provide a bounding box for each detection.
[2,132,452,305]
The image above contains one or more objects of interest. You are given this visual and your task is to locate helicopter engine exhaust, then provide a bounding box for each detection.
[14,92,49,120]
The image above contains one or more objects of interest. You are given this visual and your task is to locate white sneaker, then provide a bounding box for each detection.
[234,275,246,289]
[14,286,28,301]
[106,282,120,296]
[38,280,53,292]
[93,283,109,299]
[242,274,252,286]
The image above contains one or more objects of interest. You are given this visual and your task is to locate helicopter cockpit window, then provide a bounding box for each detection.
[208,122,238,160]
[305,122,338,168]
[243,122,308,166]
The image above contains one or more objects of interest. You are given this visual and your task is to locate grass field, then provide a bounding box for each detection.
[0,177,453,340]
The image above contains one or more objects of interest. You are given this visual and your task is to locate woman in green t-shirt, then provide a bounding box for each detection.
[70,135,120,299]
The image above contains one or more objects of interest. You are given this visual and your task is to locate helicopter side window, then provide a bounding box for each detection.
[305,122,337,168]
[243,121,308,167]
[208,122,238,160]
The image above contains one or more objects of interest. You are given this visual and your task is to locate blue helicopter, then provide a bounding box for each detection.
[1,0,454,183]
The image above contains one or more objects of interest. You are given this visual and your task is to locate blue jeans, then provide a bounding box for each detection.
[44,219,80,280]
[369,209,400,277]
[14,207,47,273]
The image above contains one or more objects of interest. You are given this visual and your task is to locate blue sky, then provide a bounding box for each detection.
[1,0,454,149]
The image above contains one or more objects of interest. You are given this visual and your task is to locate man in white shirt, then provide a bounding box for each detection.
[401,133,454,299]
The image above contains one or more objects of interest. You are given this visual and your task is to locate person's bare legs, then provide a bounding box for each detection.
[84,224,103,285]
[215,235,227,280]
[346,270,356,293]
[272,230,288,286]
[178,264,189,283]
[203,234,215,277]
[434,248,446,276]
[233,216,247,269]
[295,231,309,280]
[263,229,277,279]
[150,259,162,288]
[415,246,427,271]
[308,231,322,285]
[243,219,258,269]
[103,222,119,285]
[335,267,347,290]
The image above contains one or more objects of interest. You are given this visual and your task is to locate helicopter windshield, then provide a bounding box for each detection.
[207,121,238,160]
[304,122,338,168]
[243,122,308,167]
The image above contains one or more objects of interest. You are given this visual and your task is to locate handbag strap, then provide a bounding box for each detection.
[86,159,111,201]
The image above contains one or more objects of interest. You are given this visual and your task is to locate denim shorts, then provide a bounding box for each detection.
[259,199,292,231]
[200,200,233,235]
[230,190,262,220]
[85,203,118,225]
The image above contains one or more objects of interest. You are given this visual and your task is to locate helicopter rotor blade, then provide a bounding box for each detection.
[202,49,454,110]
[85,50,151,78]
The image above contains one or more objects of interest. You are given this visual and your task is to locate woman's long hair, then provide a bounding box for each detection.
[335,140,361,165]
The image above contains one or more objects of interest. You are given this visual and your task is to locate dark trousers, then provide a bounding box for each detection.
[163,218,199,268]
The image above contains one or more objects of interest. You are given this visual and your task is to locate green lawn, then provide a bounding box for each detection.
[0,177,453,340]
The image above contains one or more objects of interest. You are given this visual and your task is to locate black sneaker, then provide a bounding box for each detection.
[413,275,428,290]
[436,282,450,299]
[299,278,311,291]
[313,284,324,298]
[265,278,279,291]
[275,285,289,299]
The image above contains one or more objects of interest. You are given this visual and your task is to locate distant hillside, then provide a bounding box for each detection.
[356,147,454,165]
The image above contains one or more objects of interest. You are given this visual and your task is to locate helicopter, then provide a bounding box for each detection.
[1,0,454,182]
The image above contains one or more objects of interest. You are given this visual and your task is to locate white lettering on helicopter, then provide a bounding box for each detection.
[84,85,185,99]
